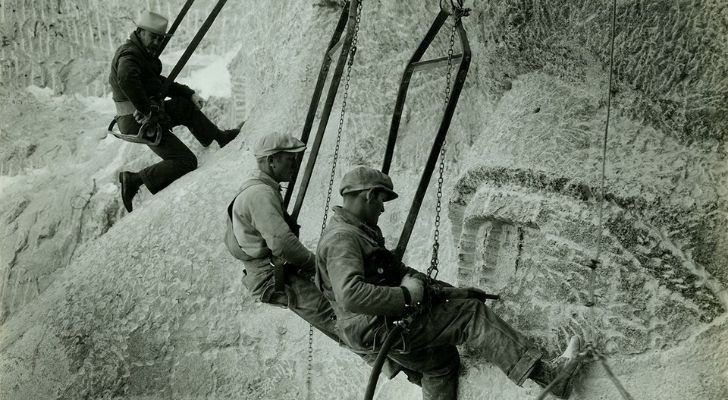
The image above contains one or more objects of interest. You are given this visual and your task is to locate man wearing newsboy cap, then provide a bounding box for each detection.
[315,166,584,399]
[110,11,242,213]
[224,132,340,341]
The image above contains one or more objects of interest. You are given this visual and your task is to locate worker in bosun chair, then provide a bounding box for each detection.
[110,11,241,212]
[316,165,584,400]
[224,132,421,381]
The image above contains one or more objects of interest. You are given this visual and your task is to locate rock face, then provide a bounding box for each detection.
[1,1,726,399]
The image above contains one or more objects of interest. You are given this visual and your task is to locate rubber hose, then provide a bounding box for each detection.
[363,324,404,400]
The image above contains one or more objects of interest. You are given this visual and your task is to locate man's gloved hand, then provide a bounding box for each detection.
[400,273,425,305]
[191,93,205,110]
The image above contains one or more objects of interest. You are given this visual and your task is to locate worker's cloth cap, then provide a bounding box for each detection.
[340,166,398,201]
[254,132,306,157]
[135,12,171,36]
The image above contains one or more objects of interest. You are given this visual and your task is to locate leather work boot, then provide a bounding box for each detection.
[216,121,245,148]
[119,171,141,212]
[530,335,584,399]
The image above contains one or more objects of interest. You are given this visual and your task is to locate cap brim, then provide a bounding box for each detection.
[340,185,398,201]
[136,26,172,36]
[281,146,306,153]
[370,185,399,201]
[254,146,306,158]
[380,188,398,201]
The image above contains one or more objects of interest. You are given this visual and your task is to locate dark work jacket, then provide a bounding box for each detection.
[108,32,194,116]
[316,206,425,353]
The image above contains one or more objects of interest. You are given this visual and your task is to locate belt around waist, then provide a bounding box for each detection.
[114,100,136,116]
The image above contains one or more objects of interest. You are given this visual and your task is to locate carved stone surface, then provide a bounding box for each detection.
[0,0,726,399]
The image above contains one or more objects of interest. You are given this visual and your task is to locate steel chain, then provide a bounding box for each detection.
[320,0,362,233]
[308,2,363,399]
[427,24,457,280]
[305,323,314,400]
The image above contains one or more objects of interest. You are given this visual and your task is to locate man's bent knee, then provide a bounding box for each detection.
[179,154,197,172]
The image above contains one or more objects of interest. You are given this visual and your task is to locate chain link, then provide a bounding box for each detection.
[427,24,457,280]
[305,323,314,400]
[308,2,364,399]
[319,0,362,233]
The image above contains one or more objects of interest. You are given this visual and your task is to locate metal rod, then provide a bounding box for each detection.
[381,10,449,174]
[157,0,196,56]
[411,53,463,73]
[160,0,228,97]
[394,20,471,260]
[326,36,345,61]
[291,0,361,220]
[283,2,349,209]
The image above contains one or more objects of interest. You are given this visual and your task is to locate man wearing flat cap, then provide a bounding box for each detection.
[224,132,339,340]
[315,166,584,399]
[110,11,241,212]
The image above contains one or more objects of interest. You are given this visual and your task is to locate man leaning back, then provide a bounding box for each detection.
[315,165,584,400]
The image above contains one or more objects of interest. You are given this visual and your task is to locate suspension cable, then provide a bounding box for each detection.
[427,23,458,280]
[309,2,363,399]
[319,0,362,233]
[586,0,618,307]
[540,1,633,398]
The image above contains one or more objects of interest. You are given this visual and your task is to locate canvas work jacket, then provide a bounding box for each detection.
[108,32,194,116]
[316,206,423,353]
[229,170,315,297]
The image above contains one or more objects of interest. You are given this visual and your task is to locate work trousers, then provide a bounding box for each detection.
[385,298,542,400]
[117,96,222,194]
[259,272,411,379]
[264,273,340,342]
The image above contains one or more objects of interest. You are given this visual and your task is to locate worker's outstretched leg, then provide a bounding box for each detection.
[400,298,542,386]
[139,131,198,194]
[164,97,240,148]
[118,130,197,211]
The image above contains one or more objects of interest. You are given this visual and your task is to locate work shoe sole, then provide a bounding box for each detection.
[550,335,584,399]
[217,121,245,148]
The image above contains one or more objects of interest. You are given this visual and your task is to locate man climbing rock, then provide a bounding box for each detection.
[224,132,339,340]
[110,11,241,212]
[316,166,584,399]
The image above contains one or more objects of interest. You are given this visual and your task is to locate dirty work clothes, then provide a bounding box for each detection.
[385,299,542,400]
[242,259,338,342]
[230,170,314,297]
[315,206,427,351]
[316,206,542,400]
[110,31,226,194]
[115,96,222,194]
[229,169,337,345]
[109,32,194,115]
[244,258,411,380]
